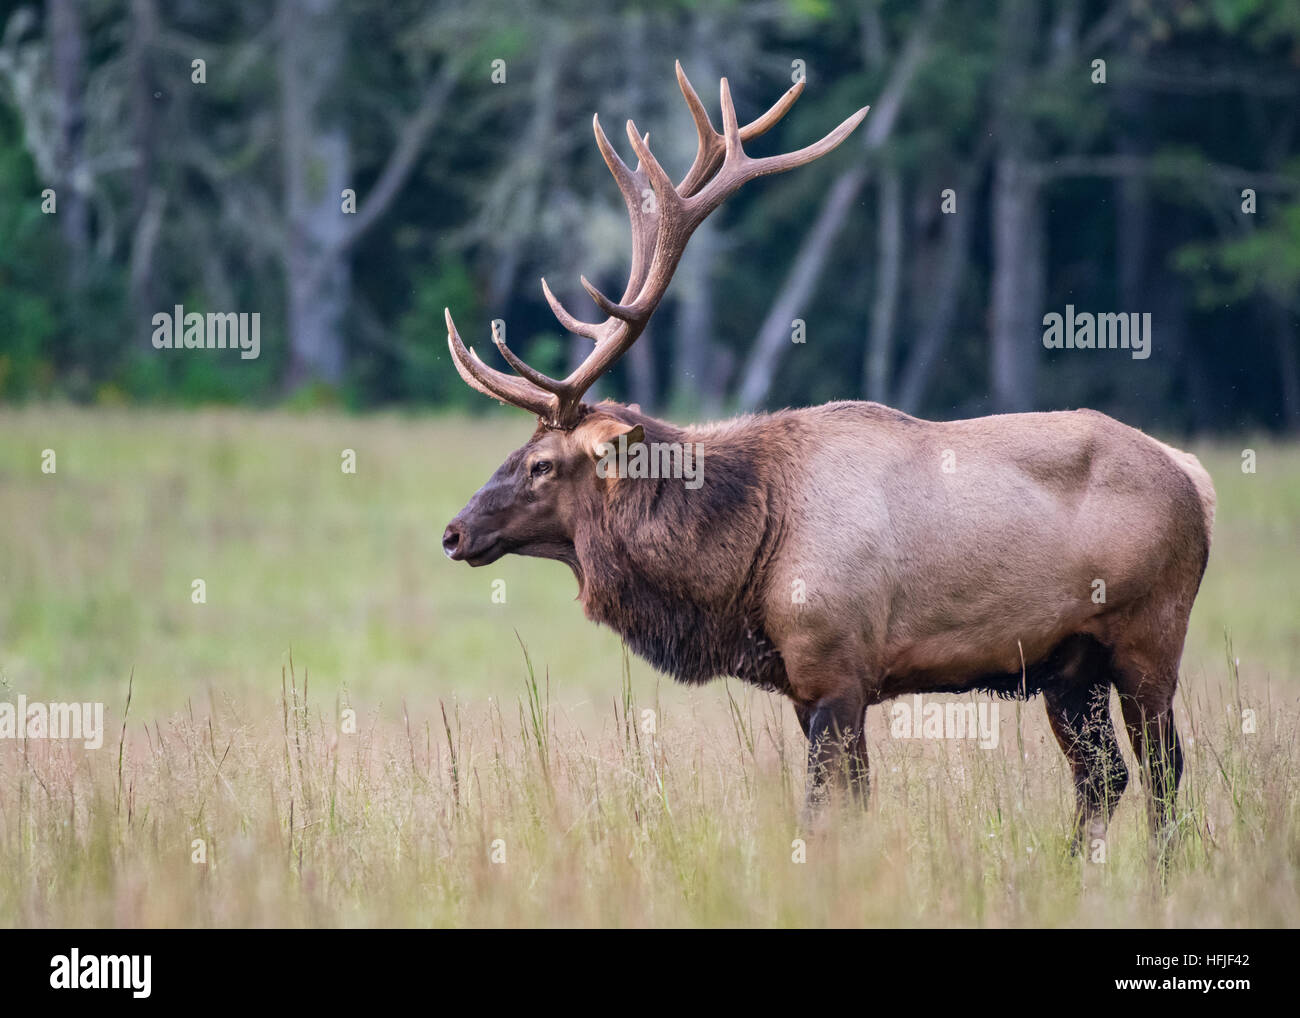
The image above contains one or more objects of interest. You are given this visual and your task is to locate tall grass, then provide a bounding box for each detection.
[1,647,1296,926]
[0,407,1296,926]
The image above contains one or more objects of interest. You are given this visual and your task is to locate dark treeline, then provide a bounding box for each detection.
[0,0,1297,434]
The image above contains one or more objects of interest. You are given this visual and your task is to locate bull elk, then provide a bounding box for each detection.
[441,63,1216,851]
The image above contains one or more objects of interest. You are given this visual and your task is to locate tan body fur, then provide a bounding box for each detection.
[751,403,1213,705]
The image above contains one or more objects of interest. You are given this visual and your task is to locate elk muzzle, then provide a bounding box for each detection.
[442,513,506,566]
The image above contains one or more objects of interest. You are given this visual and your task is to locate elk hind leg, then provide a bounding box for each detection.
[1043,640,1129,856]
[1114,660,1184,850]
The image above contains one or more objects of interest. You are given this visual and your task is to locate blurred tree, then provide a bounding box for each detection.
[0,0,1296,432]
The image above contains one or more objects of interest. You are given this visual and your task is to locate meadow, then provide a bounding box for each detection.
[0,406,1297,927]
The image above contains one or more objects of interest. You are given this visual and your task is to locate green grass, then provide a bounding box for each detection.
[0,405,1297,926]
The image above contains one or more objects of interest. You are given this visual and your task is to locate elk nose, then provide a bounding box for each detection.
[442,522,464,560]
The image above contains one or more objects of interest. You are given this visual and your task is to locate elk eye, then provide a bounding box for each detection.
[530,460,552,478]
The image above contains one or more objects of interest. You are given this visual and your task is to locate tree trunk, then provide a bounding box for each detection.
[989,155,1043,412]
[1270,302,1300,433]
[1115,104,1150,312]
[864,165,902,401]
[487,36,560,312]
[672,219,719,414]
[48,0,89,286]
[733,0,935,412]
[127,0,160,322]
[735,165,867,411]
[989,0,1043,413]
[895,164,977,413]
[279,0,351,388]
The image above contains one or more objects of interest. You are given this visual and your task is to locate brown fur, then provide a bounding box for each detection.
[444,399,1215,847]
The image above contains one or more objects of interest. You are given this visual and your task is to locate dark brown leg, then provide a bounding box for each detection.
[1044,675,1129,856]
[802,694,869,810]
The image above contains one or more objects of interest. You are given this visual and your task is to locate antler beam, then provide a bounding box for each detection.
[446,61,869,429]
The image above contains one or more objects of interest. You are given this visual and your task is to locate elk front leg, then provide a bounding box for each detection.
[798,694,869,810]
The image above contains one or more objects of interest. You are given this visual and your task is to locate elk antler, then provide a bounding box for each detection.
[446,61,869,429]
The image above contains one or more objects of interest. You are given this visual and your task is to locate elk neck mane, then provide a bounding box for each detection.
[571,407,794,693]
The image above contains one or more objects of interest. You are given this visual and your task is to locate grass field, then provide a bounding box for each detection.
[0,405,1297,926]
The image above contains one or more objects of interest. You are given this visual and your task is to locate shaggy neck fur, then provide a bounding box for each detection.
[571,411,792,693]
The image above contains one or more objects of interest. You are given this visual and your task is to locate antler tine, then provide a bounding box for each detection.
[684,95,870,222]
[580,274,633,320]
[675,60,806,197]
[561,118,688,329]
[444,63,869,430]
[445,308,559,418]
[746,104,871,180]
[624,117,679,213]
[675,63,718,196]
[540,278,602,342]
[741,79,805,141]
[558,73,868,418]
[490,319,571,391]
[719,77,744,162]
[592,114,642,221]
[593,114,658,307]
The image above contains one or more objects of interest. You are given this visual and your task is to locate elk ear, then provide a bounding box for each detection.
[585,418,645,462]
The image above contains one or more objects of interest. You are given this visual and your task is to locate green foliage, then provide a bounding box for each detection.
[394,255,483,409]
[1177,195,1300,307]
[0,0,1297,431]
[0,108,61,398]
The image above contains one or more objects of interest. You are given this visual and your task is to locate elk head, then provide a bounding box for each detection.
[442,62,868,566]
